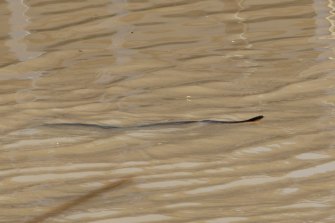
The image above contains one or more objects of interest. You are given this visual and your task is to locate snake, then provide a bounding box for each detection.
[44,115,264,129]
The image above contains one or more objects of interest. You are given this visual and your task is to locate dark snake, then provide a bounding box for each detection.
[45,115,264,129]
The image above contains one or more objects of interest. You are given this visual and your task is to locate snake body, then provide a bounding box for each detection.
[45,115,264,129]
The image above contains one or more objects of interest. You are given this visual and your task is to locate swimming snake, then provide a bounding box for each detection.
[45,115,264,129]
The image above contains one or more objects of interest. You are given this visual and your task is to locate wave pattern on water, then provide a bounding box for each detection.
[1,0,335,222]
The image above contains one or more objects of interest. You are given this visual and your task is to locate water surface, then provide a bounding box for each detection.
[1,0,335,222]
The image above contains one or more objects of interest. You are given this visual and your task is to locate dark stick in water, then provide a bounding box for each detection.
[25,178,130,223]
[45,115,264,129]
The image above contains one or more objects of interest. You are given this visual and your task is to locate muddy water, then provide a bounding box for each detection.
[1,0,335,222]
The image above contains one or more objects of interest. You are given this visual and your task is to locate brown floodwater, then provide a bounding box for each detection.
[1,0,335,222]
